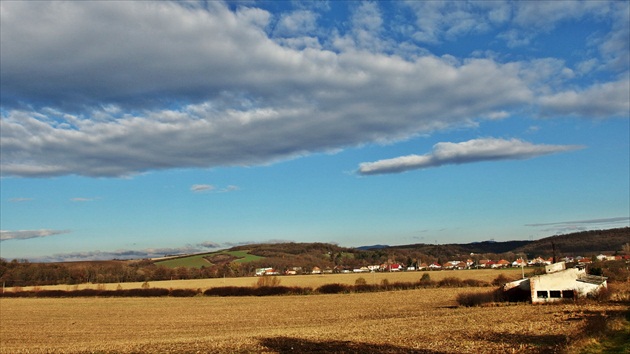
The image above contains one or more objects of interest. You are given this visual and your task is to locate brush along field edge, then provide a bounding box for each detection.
[1,288,625,353]
[4,268,524,292]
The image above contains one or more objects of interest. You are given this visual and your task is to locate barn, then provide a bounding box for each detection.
[503,262,607,303]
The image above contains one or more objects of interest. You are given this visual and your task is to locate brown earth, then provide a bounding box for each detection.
[1,286,624,353]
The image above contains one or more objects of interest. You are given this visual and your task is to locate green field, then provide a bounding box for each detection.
[154,250,263,268]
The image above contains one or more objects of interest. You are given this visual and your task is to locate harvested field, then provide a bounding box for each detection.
[7,268,524,292]
[1,287,625,353]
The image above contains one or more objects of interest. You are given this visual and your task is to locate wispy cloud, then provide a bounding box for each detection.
[358,138,583,175]
[0,229,71,241]
[70,197,99,202]
[526,217,630,234]
[191,184,215,193]
[25,241,223,262]
[8,197,33,202]
[197,241,221,249]
[191,184,239,193]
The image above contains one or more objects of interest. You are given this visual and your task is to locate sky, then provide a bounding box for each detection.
[1,0,629,262]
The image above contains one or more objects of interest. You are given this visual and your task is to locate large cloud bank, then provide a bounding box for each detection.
[1,1,628,178]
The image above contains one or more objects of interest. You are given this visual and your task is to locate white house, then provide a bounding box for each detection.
[503,262,607,303]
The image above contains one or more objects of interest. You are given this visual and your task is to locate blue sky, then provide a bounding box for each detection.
[1,0,628,262]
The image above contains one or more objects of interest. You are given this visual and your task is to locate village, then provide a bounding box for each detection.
[255,253,629,276]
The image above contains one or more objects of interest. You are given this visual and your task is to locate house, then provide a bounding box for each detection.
[428,262,442,270]
[512,258,527,267]
[353,267,370,273]
[388,263,403,272]
[596,254,616,261]
[444,261,466,270]
[418,263,428,270]
[503,262,607,303]
[367,265,380,272]
[492,260,510,268]
[528,257,550,266]
[478,259,493,268]
[255,267,276,276]
[311,267,322,274]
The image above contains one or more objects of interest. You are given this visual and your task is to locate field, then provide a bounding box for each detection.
[153,250,264,268]
[1,269,628,353]
[7,268,525,292]
[1,288,626,353]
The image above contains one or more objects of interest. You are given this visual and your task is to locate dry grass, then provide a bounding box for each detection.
[5,268,523,292]
[1,287,624,353]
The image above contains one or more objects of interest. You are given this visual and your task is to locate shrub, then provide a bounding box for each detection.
[380,279,390,289]
[141,281,150,289]
[124,288,169,297]
[35,290,70,298]
[491,274,511,286]
[317,283,350,294]
[418,273,436,288]
[354,284,379,293]
[389,281,416,290]
[463,279,489,287]
[256,276,281,287]
[438,277,464,287]
[588,286,613,302]
[170,288,199,297]
[254,286,291,296]
[606,283,630,302]
[204,286,255,297]
[355,277,367,286]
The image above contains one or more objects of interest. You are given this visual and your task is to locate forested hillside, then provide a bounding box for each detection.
[513,227,629,257]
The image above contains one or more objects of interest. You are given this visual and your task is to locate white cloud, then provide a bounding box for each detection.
[358,138,584,175]
[273,10,319,37]
[0,229,71,241]
[1,19,533,178]
[405,1,507,44]
[538,78,630,118]
[191,184,215,193]
[0,1,625,178]
[70,197,99,202]
[8,198,33,203]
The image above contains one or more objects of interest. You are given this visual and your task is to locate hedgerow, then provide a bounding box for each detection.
[1,276,495,298]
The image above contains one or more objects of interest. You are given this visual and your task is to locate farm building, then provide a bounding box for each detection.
[503,262,607,303]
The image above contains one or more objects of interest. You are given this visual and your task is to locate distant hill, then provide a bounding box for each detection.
[513,227,629,257]
[364,228,628,259]
[356,245,389,250]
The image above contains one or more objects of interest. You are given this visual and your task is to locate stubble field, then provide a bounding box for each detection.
[3,270,627,353]
[1,285,626,353]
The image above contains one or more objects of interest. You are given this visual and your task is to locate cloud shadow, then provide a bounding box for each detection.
[259,336,447,354]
